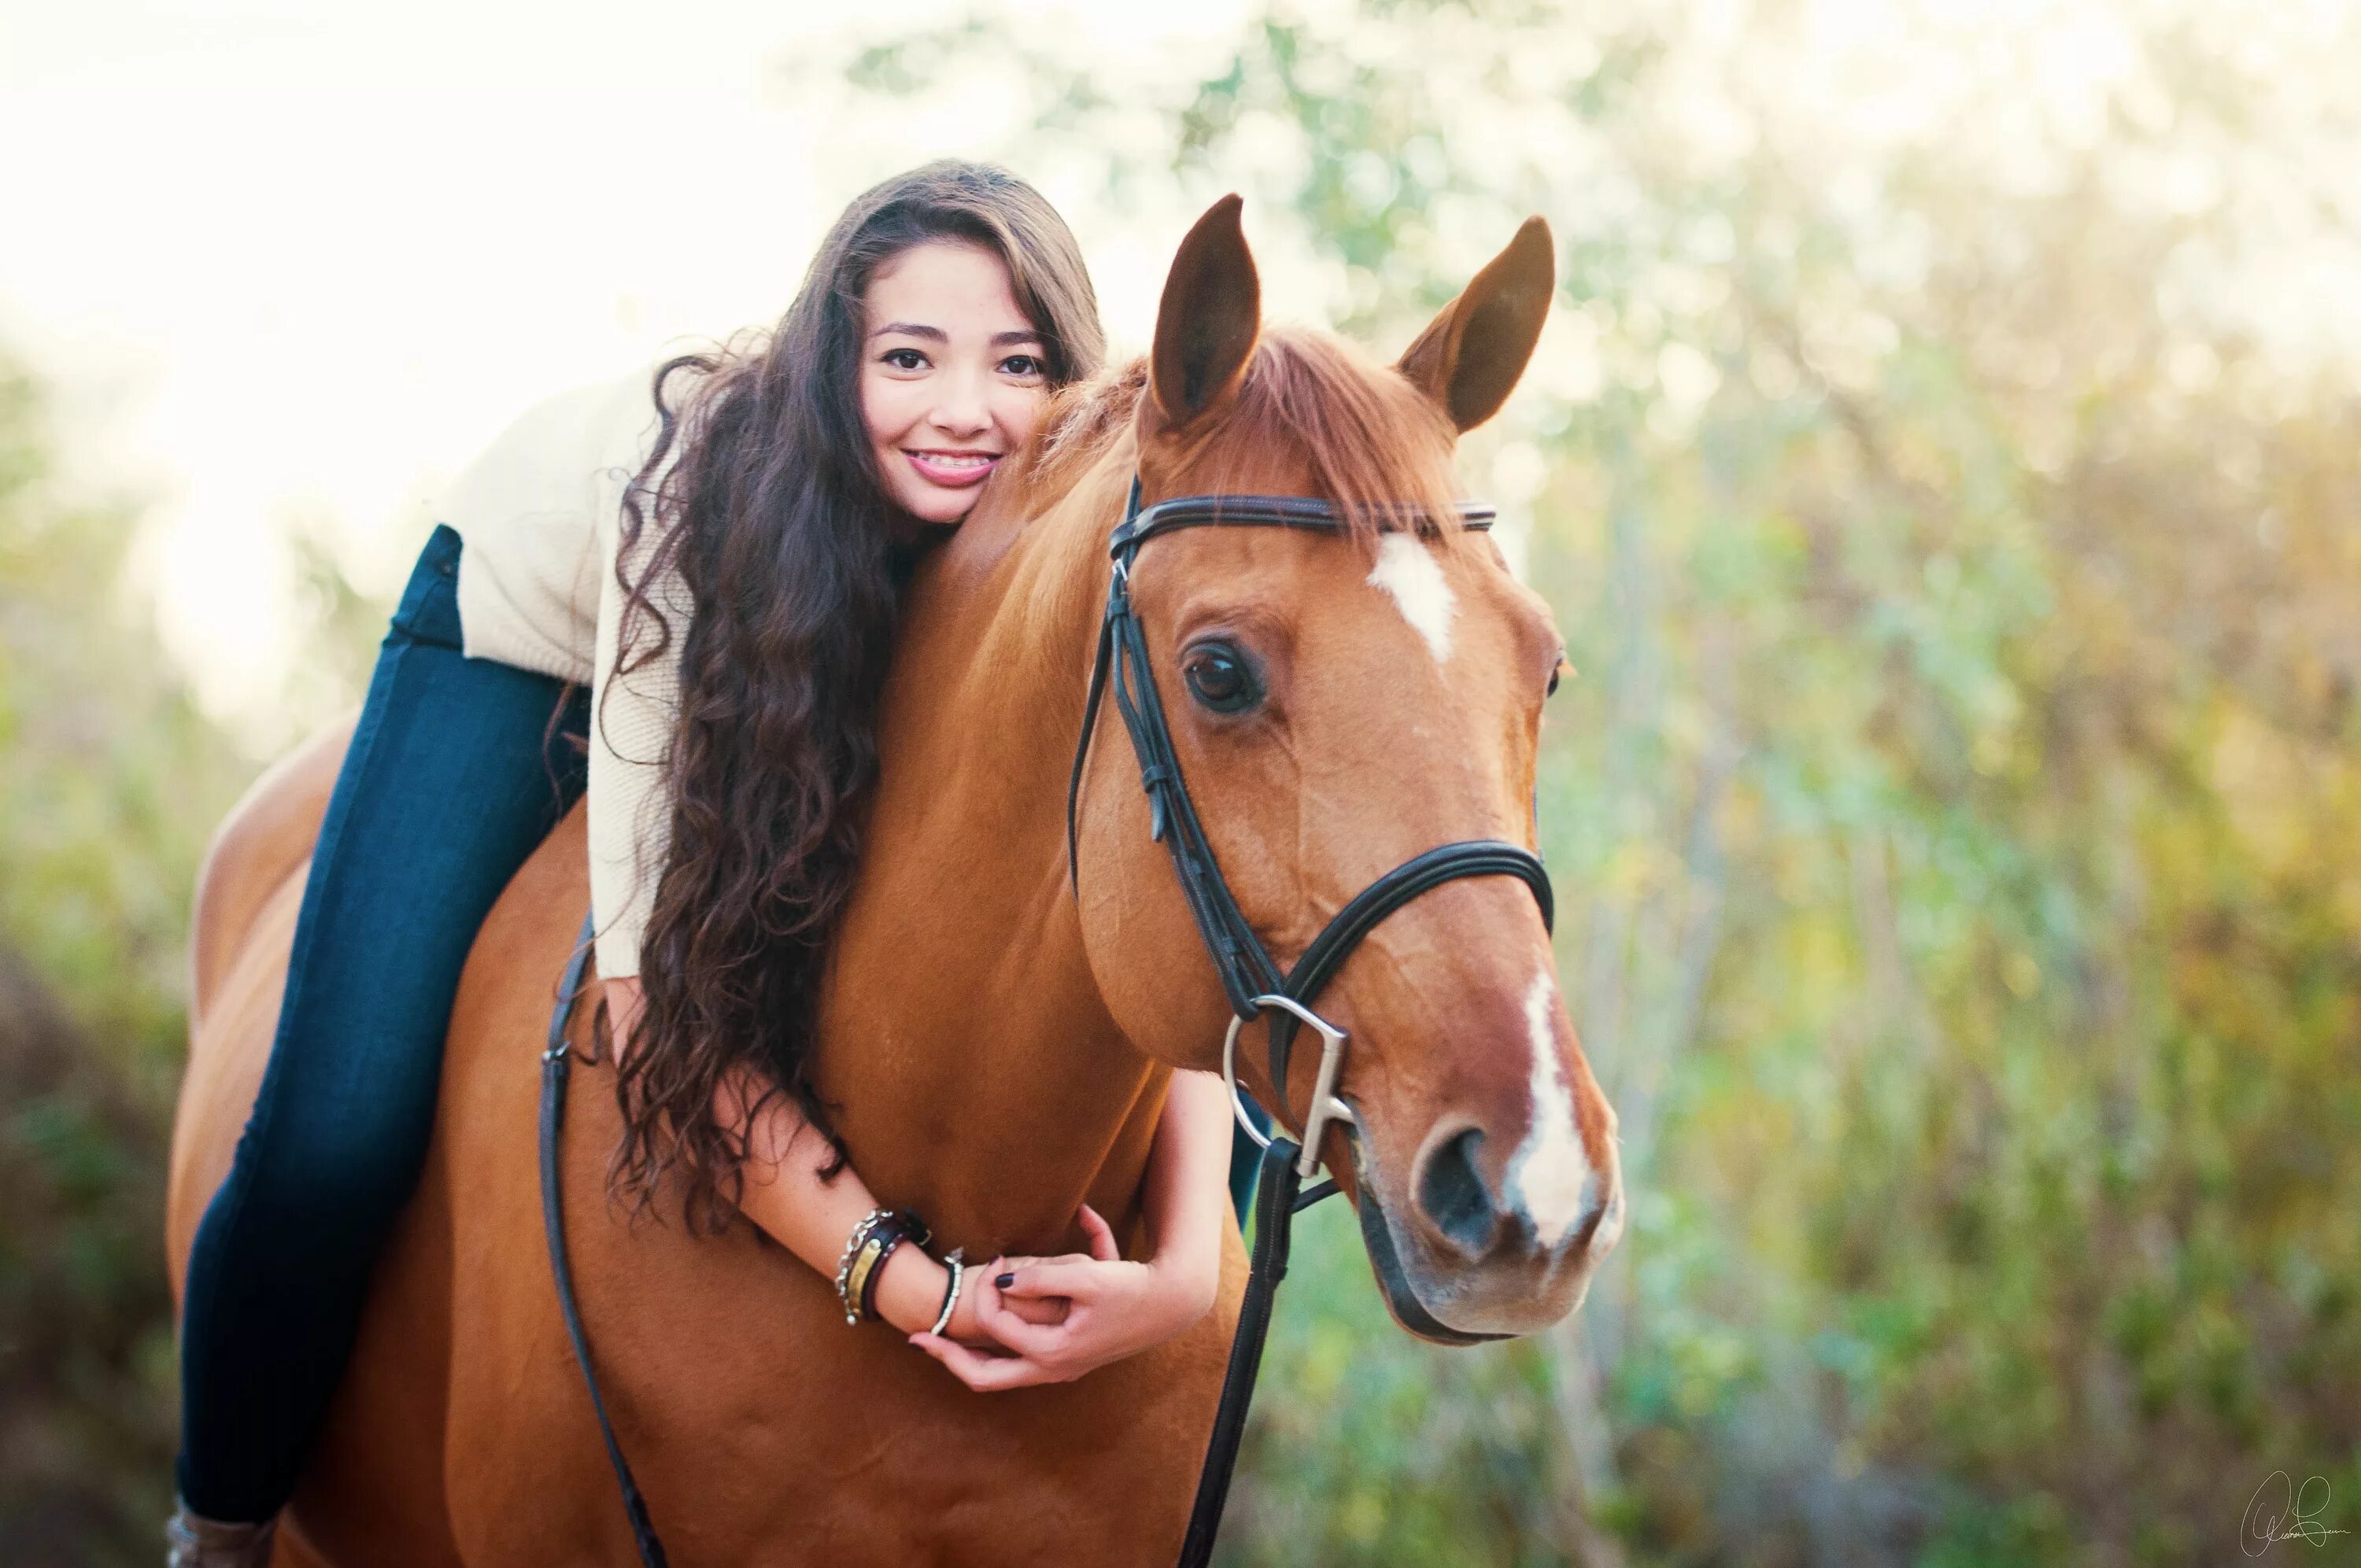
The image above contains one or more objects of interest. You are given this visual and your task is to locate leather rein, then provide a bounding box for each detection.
[538,478,1554,1567]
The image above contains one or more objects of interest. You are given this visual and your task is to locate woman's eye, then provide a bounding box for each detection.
[882,348,926,371]
[1182,643,1261,713]
[999,353,1044,378]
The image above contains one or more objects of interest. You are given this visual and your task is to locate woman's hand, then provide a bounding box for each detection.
[874,1241,1060,1349]
[907,1203,1220,1392]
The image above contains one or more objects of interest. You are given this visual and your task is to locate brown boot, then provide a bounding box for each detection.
[165,1504,276,1567]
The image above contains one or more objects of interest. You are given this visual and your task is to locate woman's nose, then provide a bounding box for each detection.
[928,376,992,437]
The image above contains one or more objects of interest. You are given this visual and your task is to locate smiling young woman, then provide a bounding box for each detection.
[167,162,1239,1567]
[863,241,1051,511]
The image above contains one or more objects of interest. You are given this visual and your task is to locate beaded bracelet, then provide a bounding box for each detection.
[929,1249,967,1337]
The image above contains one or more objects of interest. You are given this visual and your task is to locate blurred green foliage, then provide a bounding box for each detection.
[0,364,252,1561]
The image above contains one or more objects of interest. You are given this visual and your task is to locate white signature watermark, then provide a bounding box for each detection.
[2243,1472,2352,1557]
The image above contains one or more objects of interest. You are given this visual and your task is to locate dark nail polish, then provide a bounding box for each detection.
[996,1273,1015,1289]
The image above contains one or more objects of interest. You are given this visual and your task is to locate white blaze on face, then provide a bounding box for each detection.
[1365,533,1457,663]
[1509,968,1591,1249]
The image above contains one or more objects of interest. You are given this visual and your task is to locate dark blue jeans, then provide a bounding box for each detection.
[176,525,589,1522]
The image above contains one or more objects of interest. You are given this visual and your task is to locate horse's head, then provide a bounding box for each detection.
[1071,197,1621,1341]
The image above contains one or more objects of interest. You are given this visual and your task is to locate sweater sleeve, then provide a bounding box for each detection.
[587,477,691,980]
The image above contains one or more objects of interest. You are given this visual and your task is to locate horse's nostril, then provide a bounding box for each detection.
[1417,1127,1498,1256]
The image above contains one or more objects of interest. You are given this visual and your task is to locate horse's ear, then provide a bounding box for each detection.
[1149,194,1261,427]
[1397,216,1554,433]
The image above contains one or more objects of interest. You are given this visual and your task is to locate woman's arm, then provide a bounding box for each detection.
[1136,1067,1232,1310]
[909,1068,1233,1391]
[602,976,987,1341]
[585,484,690,983]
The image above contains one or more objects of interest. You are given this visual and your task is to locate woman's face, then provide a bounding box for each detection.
[861,239,1051,526]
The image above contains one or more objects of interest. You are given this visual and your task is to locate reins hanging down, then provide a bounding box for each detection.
[541,911,668,1568]
[540,478,1554,1568]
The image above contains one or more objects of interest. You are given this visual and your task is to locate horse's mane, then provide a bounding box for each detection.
[1009,327,1467,648]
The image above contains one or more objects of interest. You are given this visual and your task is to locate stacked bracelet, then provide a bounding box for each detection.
[837,1208,933,1326]
[858,1219,920,1323]
[833,1208,889,1325]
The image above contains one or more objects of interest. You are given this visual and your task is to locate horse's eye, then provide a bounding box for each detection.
[1182,642,1261,713]
[1546,656,1568,699]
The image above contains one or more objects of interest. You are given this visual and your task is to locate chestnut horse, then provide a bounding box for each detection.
[166,197,1622,1566]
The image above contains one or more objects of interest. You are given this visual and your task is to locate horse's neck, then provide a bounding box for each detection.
[814,464,1162,1260]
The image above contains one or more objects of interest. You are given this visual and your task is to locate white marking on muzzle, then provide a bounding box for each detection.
[1365,533,1457,663]
[1509,968,1591,1249]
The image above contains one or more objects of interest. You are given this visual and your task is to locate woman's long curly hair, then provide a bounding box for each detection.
[606,162,1104,1230]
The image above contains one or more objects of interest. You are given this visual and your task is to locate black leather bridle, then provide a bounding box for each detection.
[1070,478,1554,1564]
[538,477,1554,1568]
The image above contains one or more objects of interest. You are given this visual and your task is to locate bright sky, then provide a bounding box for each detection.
[5,0,2354,747]
[0,1,1258,740]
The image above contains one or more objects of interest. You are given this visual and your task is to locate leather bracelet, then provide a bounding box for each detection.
[859,1222,918,1324]
[834,1208,890,1326]
[838,1209,934,1326]
[928,1249,967,1337]
[844,1233,887,1324]
[844,1217,906,1325]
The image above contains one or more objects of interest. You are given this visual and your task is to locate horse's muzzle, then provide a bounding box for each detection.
[1349,1120,1624,1342]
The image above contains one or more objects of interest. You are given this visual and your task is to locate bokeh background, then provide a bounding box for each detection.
[6,1,2359,1562]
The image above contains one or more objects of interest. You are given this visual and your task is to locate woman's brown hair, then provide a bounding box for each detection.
[607,161,1104,1228]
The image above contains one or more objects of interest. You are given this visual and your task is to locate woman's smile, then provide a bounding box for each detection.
[902,448,1003,489]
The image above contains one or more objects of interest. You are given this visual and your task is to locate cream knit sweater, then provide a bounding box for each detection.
[436,367,692,979]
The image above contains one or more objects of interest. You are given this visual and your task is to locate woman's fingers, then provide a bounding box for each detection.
[998,1293,1068,1326]
[908,1333,1068,1393]
[971,1301,1073,1360]
[908,1332,1013,1390]
[994,1260,1100,1301]
[971,1269,1073,1354]
[966,1260,1065,1328]
[1077,1202,1121,1262]
[990,1254,1054,1275]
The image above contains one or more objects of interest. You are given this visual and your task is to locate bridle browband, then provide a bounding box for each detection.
[540,475,1556,1568]
[1067,478,1554,1565]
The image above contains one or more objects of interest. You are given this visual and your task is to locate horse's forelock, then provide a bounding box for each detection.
[1191,329,1463,544]
[1023,331,1466,548]
[1005,331,1471,674]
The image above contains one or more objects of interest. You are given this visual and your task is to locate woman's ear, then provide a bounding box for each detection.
[1148,194,1262,429]
[1397,216,1554,433]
